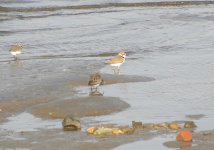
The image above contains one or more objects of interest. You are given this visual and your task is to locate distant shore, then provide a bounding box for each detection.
[1,1,214,13]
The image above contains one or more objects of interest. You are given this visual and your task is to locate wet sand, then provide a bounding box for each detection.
[1,1,214,149]
[0,98,48,123]
[1,120,214,150]
[164,130,214,150]
[0,128,164,150]
[28,96,130,119]
[0,57,214,149]
[66,73,154,86]
[0,70,158,150]
[1,41,214,149]
[0,71,153,121]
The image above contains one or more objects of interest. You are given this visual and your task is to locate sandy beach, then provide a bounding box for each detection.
[1,57,214,149]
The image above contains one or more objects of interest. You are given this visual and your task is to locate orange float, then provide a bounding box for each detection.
[176,130,192,142]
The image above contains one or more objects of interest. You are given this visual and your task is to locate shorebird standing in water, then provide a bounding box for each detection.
[88,73,104,91]
[106,51,127,74]
[9,43,23,61]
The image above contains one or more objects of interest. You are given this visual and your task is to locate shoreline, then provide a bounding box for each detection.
[0,73,154,122]
[1,118,214,150]
[0,59,213,149]
[1,55,213,150]
[1,1,214,13]
[1,3,214,149]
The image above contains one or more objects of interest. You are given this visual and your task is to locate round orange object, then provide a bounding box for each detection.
[176,130,192,142]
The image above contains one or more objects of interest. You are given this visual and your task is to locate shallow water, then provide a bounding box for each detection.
[113,135,174,150]
[0,112,61,132]
[1,0,214,149]
[85,50,214,131]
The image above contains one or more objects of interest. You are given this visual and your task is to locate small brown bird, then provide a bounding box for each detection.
[88,73,104,91]
[9,43,23,60]
[106,51,127,74]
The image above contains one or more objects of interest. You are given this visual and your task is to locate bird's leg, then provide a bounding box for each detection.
[14,55,17,61]
[117,66,120,75]
[113,68,116,74]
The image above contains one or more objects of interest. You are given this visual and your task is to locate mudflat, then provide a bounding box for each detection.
[28,96,130,119]
[1,1,214,149]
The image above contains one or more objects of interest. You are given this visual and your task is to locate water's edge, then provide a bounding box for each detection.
[1,1,214,12]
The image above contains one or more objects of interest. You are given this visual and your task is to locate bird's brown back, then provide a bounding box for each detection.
[88,73,102,86]
[106,55,124,64]
[10,44,22,52]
